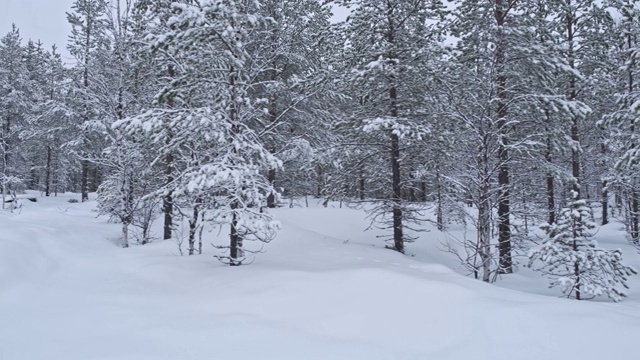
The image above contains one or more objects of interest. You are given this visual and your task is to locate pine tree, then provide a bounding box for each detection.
[0,25,29,208]
[336,0,443,253]
[131,0,182,241]
[602,0,640,244]
[529,192,637,301]
[66,0,110,202]
[250,0,338,209]
[119,0,281,264]
[96,0,161,248]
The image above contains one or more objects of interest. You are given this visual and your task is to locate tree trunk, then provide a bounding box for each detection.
[387,1,404,254]
[574,253,581,300]
[566,4,581,198]
[627,31,638,243]
[391,131,404,253]
[494,0,512,274]
[478,137,492,283]
[602,180,608,225]
[188,198,201,256]
[316,165,323,198]
[162,170,173,240]
[267,167,276,208]
[81,160,89,202]
[228,62,244,265]
[436,165,444,231]
[2,115,11,209]
[545,110,555,224]
[30,166,38,190]
[81,21,91,203]
[45,146,52,197]
[90,165,100,192]
[359,169,365,201]
[121,222,129,248]
[53,151,59,196]
[631,188,639,243]
[163,64,175,240]
[230,210,242,265]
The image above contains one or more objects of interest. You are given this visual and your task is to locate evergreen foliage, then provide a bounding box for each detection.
[530,192,637,301]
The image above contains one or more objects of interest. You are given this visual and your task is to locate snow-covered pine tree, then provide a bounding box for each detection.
[250,0,338,209]
[66,0,110,202]
[95,0,162,248]
[509,1,588,229]
[36,46,76,196]
[440,0,601,281]
[602,0,640,245]
[444,0,525,280]
[545,0,615,203]
[335,0,444,254]
[20,40,64,194]
[0,25,30,208]
[133,0,180,241]
[119,0,281,264]
[529,191,637,301]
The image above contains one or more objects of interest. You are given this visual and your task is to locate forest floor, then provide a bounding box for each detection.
[1,192,640,360]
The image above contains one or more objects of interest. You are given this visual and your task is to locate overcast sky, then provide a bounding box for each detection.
[1,0,75,63]
[1,0,348,66]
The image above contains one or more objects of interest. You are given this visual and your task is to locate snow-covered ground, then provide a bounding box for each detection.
[1,193,639,360]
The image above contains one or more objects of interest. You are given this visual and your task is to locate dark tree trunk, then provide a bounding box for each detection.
[2,114,11,207]
[80,22,91,203]
[266,69,279,209]
[627,32,639,243]
[228,63,244,265]
[188,198,202,256]
[162,163,173,241]
[436,165,444,231]
[81,160,89,202]
[547,173,556,225]
[566,4,581,198]
[568,3,582,298]
[163,64,175,240]
[30,167,38,190]
[387,1,404,254]
[495,0,512,274]
[478,138,492,283]
[53,151,59,196]
[316,165,323,198]
[631,189,639,243]
[45,146,52,196]
[545,110,555,224]
[602,180,609,225]
[267,167,276,208]
[90,165,100,192]
[391,131,404,253]
[574,250,581,300]
[359,171,365,201]
[229,210,242,265]
[408,168,416,202]
[584,183,591,200]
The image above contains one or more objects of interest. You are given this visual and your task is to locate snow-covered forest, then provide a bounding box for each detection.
[2,0,640,358]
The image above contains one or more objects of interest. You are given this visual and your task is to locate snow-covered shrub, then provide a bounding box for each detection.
[529,192,637,301]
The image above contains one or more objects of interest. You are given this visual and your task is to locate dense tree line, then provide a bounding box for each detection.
[1,0,638,300]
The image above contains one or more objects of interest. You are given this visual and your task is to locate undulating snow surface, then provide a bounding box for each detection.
[1,193,639,360]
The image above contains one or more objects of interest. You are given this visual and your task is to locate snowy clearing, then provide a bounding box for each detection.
[1,193,640,360]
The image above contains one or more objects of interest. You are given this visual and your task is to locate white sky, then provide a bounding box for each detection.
[0,0,348,66]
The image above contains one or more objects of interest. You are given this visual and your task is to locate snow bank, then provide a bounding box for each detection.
[1,196,639,359]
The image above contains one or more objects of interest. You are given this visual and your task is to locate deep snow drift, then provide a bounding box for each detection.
[1,193,639,360]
